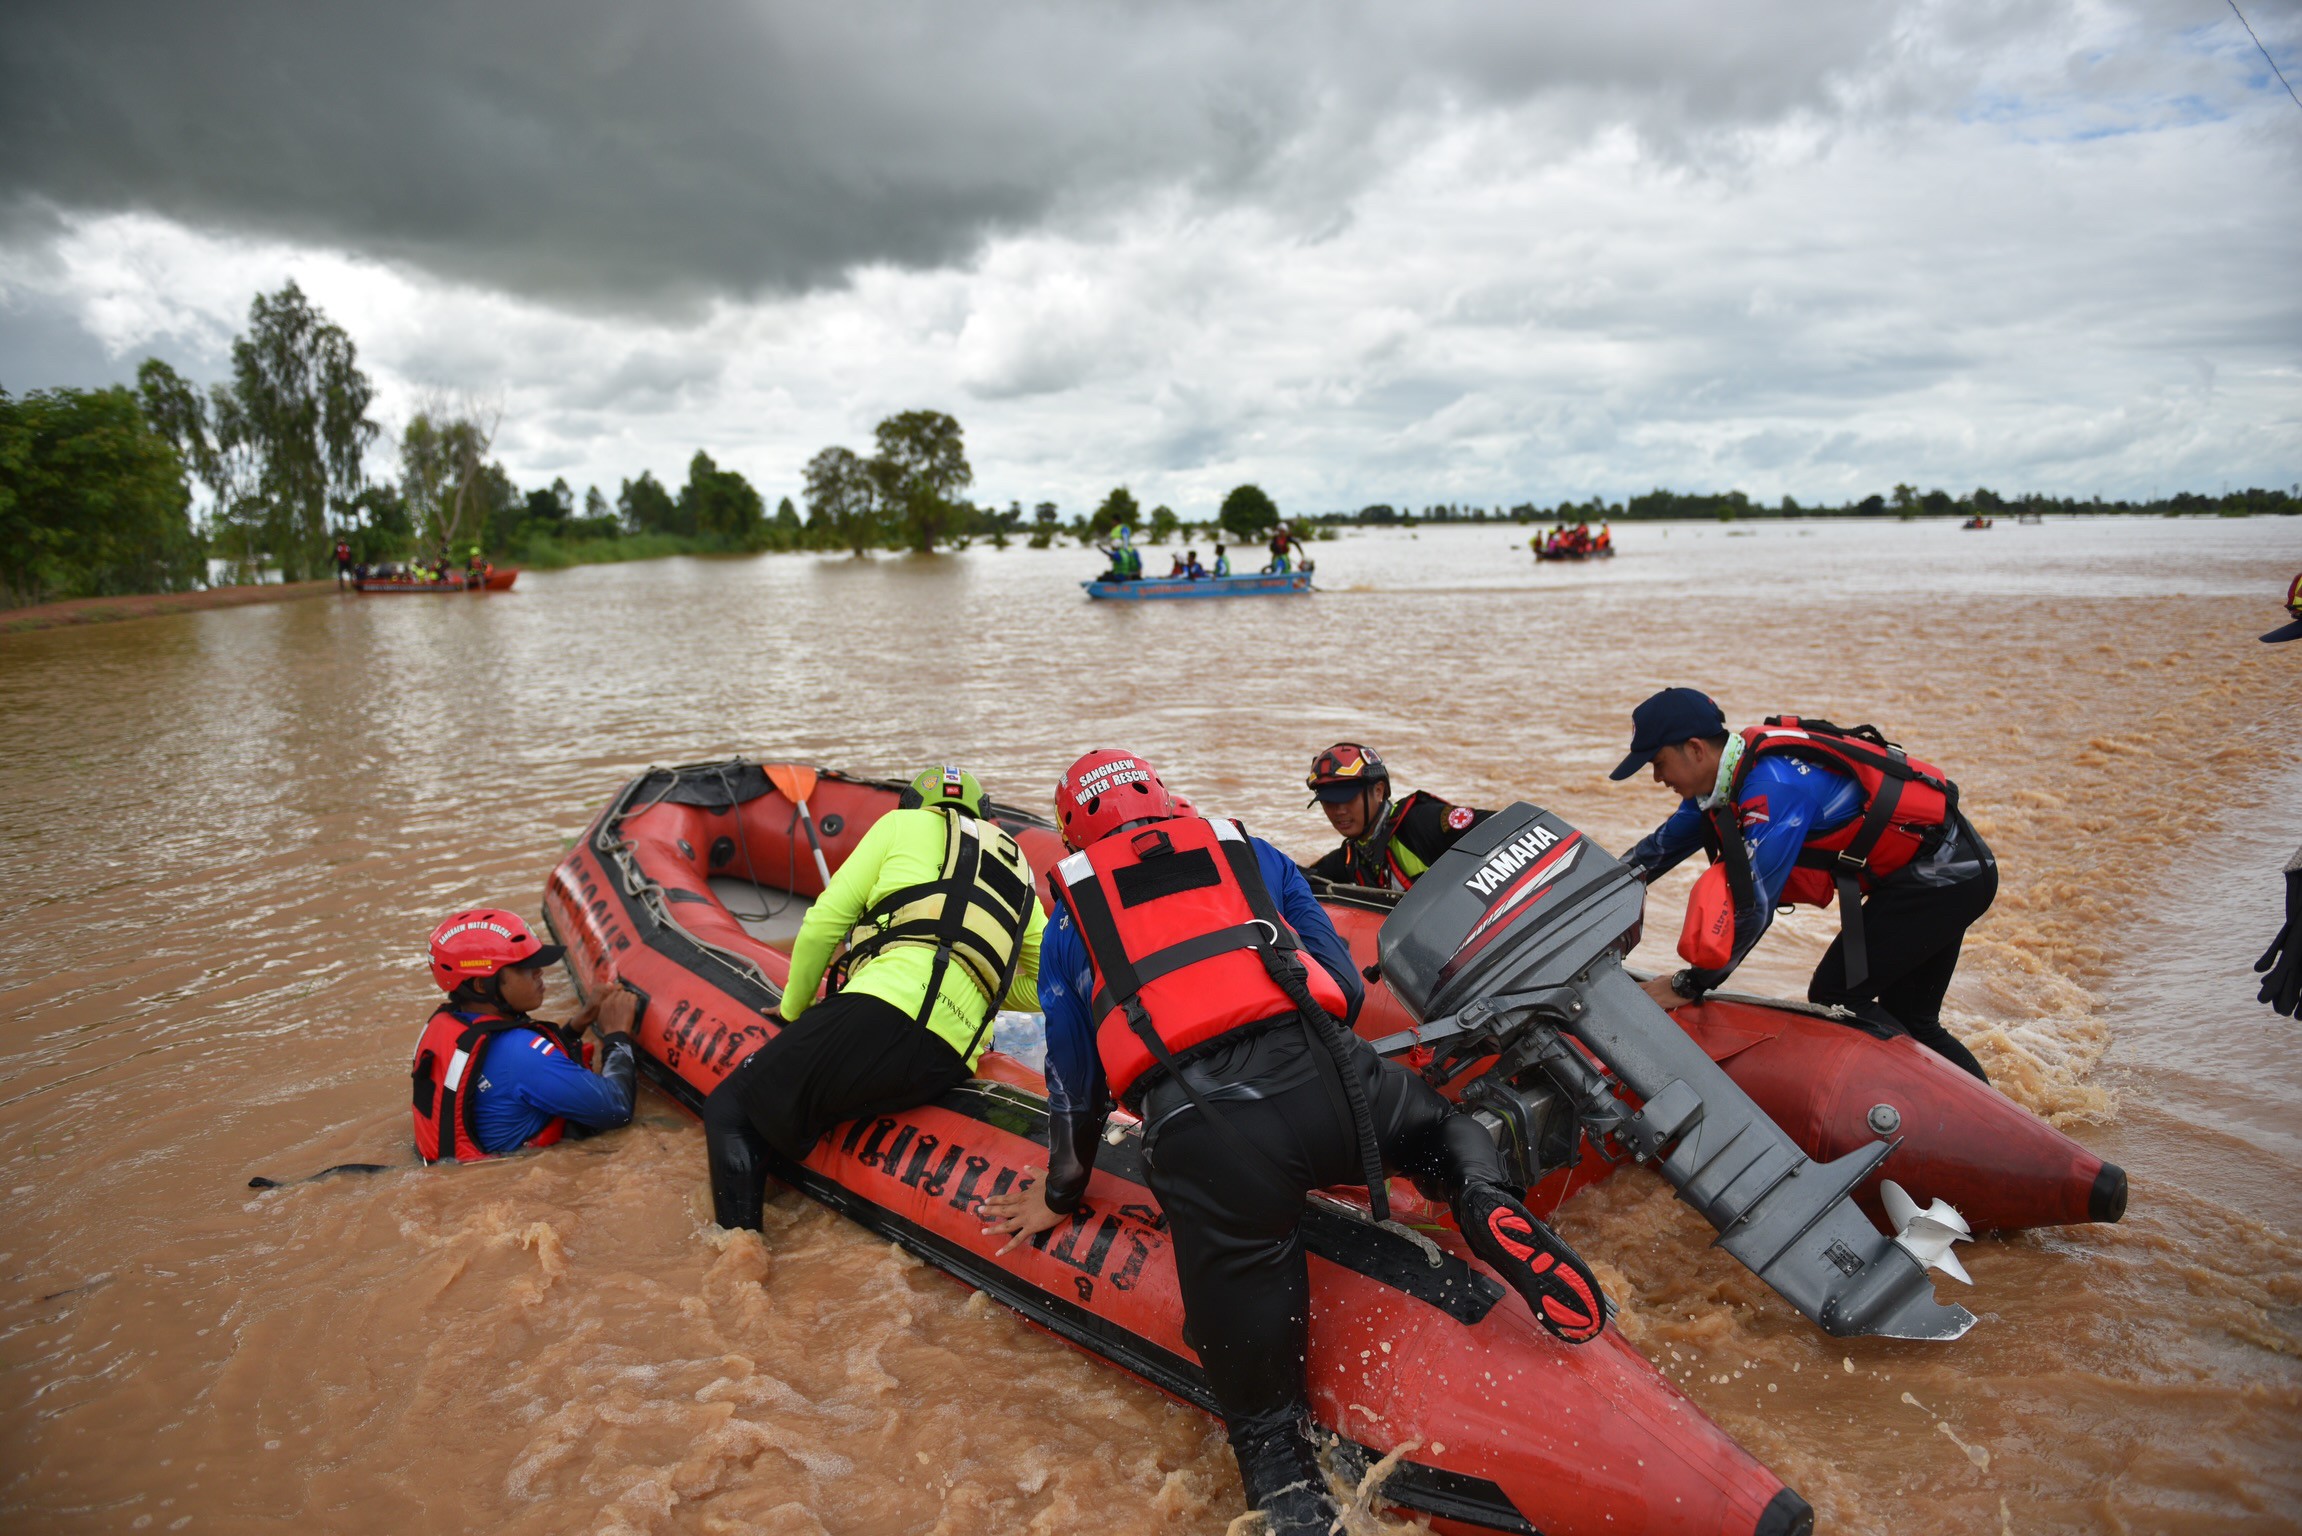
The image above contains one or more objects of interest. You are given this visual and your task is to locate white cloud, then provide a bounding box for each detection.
[0,0,2294,512]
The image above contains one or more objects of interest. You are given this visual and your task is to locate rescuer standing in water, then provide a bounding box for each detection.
[1611,688,1996,1080]
[412,909,639,1161]
[703,766,1045,1230]
[1301,741,1493,890]
[982,750,1604,1536]
[2253,573,2301,1018]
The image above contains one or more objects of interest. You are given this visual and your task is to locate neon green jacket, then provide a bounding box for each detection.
[780,808,1045,1065]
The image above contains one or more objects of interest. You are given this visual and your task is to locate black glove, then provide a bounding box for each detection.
[1041,1106,1106,1216]
[596,1031,637,1094]
[2256,863,2302,1018]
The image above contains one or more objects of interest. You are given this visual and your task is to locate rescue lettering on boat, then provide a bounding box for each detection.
[838,1114,1170,1306]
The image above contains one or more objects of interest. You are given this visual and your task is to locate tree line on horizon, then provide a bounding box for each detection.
[2,283,2295,609]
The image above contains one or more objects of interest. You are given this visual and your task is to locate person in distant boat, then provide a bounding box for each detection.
[1300,742,1493,891]
[1593,522,1614,554]
[702,766,1045,1231]
[1098,525,1142,582]
[980,750,1603,1536]
[1169,552,1188,577]
[1184,549,1207,579]
[412,909,638,1162]
[334,539,353,588]
[1610,687,1996,1080]
[1267,524,1294,573]
[1213,542,1232,577]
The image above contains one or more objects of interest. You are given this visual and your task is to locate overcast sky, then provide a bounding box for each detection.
[2,0,2297,515]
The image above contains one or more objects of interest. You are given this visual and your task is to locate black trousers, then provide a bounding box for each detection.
[703,991,969,1230]
[1807,863,1999,1080]
[1136,1023,1511,1505]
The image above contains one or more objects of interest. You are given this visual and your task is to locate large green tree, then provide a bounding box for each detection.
[618,470,679,535]
[138,358,266,577]
[1219,483,1280,542]
[399,410,497,553]
[679,450,767,548]
[229,282,378,579]
[804,445,881,556]
[869,410,972,553]
[0,386,204,606]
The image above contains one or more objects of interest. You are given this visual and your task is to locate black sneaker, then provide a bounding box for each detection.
[1459,1186,1606,1343]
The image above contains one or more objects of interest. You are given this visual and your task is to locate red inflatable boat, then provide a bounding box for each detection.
[1309,888,2124,1233]
[352,566,519,592]
[537,759,2117,1533]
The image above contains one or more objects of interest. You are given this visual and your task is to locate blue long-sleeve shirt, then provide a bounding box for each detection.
[470,1027,636,1153]
[1622,754,1866,987]
[1039,832,1365,1118]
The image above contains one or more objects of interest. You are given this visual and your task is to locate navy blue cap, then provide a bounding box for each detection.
[1609,688,1726,780]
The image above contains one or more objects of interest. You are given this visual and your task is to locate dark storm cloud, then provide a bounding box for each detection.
[0,0,1921,312]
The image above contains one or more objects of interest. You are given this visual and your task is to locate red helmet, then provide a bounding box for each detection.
[1055,750,1178,849]
[427,908,562,991]
[1306,741,1388,807]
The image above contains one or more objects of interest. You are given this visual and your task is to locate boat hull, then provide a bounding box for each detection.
[1085,572,1312,599]
[542,762,1807,1535]
[352,567,519,593]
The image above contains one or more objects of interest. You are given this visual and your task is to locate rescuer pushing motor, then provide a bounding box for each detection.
[1611,687,1998,1080]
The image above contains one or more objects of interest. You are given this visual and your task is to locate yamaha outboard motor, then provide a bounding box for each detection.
[1376,803,1974,1342]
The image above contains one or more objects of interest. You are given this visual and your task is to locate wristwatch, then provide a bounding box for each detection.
[1669,969,1705,1000]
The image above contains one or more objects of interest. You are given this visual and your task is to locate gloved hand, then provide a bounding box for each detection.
[2256,862,2301,1018]
[596,1031,637,1095]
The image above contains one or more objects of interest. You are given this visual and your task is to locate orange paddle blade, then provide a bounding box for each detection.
[763,762,820,806]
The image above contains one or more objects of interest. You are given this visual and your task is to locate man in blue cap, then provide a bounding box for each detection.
[1609,688,1996,1080]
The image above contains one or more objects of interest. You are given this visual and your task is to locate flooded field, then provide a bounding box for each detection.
[2,515,2296,1534]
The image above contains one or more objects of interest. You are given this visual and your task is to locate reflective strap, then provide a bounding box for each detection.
[444,1047,472,1093]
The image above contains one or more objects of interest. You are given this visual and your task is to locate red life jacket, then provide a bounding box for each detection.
[1706,716,1956,907]
[1049,816,1351,1099]
[1699,717,1958,990]
[410,1008,571,1163]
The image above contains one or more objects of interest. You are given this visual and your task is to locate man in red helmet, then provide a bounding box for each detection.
[981,750,1604,1536]
[413,909,639,1161]
[1301,741,1493,891]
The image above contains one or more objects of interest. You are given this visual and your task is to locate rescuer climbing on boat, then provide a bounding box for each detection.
[703,766,1046,1230]
[1611,687,1998,1080]
[981,749,1604,1536]
[1300,741,1493,890]
[411,908,638,1161]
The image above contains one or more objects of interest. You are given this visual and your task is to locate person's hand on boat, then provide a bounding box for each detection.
[1639,974,1694,1011]
[590,985,639,1037]
[980,1173,1066,1255]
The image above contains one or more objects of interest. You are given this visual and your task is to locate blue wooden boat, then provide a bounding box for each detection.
[1083,570,1313,600]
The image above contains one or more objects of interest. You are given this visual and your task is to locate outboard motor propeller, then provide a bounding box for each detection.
[1373,803,1975,1343]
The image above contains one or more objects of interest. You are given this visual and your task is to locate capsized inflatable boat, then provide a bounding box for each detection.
[544,760,1810,1535]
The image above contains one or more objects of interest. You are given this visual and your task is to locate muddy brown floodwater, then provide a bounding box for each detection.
[3,518,2298,1535]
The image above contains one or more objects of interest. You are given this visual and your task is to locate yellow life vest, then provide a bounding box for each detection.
[834,809,1036,1052]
